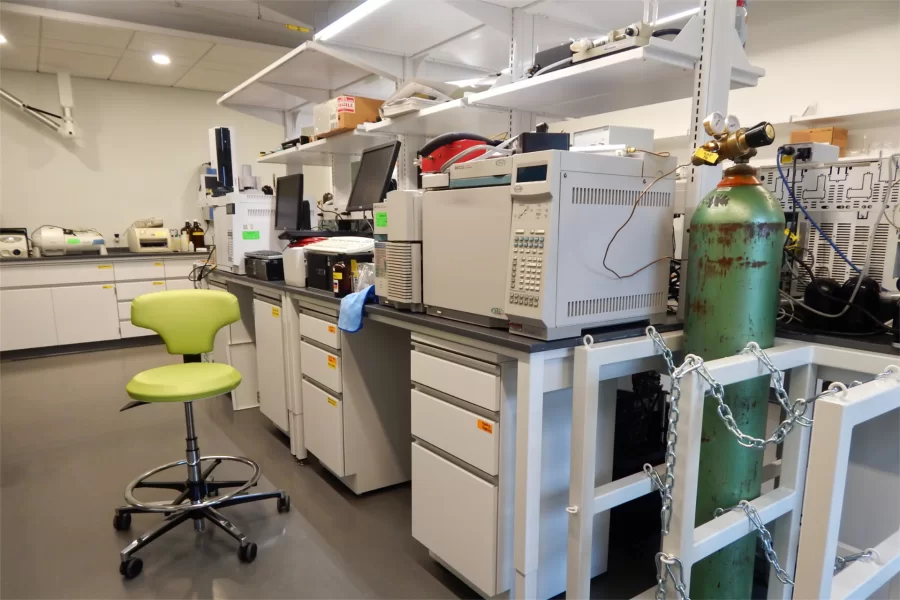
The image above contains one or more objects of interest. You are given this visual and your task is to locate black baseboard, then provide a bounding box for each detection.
[1,336,164,362]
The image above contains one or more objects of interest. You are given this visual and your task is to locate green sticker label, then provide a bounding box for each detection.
[375,212,388,228]
[242,230,260,240]
[67,238,81,244]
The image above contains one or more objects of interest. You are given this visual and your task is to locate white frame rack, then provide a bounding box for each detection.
[568,333,900,599]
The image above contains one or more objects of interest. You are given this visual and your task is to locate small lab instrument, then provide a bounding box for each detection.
[0,228,29,258]
[212,192,279,274]
[418,133,501,173]
[126,219,174,252]
[374,190,424,311]
[282,237,327,288]
[572,125,654,150]
[274,174,311,231]
[32,226,107,257]
[504,150,677,340]
[345,141,402,213]
[304,237,374,293]
[244,251,284,282]
[199,126,236,207]
[570,20,683,64]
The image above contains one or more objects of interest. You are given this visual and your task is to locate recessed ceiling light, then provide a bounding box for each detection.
[0,34,7,45]
[152,53,170,65]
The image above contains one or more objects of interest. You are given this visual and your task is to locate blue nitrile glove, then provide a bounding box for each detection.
[338,285,376,333]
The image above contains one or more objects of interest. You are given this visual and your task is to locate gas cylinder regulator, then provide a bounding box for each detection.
[690,112,776,167]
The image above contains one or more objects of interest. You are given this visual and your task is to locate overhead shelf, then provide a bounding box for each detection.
[218,40,401,111]
[467,22,763,119]
[790,107,900,129]
[258,130,394,166]
[364,98,509,137]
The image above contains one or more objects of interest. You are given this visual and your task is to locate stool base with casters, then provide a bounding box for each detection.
[113,400,290,579]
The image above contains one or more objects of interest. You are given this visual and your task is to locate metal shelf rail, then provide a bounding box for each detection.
[567,333,900,599]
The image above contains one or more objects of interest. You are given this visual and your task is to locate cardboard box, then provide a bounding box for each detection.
[313,96,384,139]
[790,127,848,157]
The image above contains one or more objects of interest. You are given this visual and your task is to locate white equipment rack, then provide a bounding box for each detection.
[567,332,900,599]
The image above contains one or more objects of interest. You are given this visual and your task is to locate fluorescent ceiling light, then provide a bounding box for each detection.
[656,7,700,25]
[0,34,7,44]
[314,0,394,41]
[152,53,171,65]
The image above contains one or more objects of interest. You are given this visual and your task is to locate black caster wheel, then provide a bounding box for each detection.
[119,557,143,579]
[113,513,132,531]
[277,495,291,513]
[238,542,257,563]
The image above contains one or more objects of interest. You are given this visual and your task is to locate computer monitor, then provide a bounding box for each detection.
[346,141,401,212]
[275,174,309,230]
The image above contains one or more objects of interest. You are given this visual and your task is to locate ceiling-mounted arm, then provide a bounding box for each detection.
[0,72,80,140]
[0,87,61,134]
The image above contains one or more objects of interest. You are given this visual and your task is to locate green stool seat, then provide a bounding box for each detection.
[126,363,242,403]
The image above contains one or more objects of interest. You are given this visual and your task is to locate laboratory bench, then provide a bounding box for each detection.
[208,268,680,598]
[0,252,207,352]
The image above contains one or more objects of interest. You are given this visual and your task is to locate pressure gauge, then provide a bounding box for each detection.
[703,112,726,137]
[725,114,741,133]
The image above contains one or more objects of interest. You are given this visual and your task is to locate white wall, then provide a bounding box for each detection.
[0,70,286,244]
[552,1,900,163]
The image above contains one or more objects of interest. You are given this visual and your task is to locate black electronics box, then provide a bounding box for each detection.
[306,251,374,293]
[245,255,284,281]
[532,43,573,76]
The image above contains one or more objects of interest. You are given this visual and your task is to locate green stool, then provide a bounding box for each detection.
[112,289,290,579]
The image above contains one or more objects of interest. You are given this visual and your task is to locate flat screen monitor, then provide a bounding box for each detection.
[275,174,306,230]
[346,141,401,212]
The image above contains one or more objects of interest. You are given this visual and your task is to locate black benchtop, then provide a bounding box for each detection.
[0,251,207,264]
[209,270,683,354]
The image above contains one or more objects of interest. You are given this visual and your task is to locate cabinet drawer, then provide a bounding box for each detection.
[120,320,155,338]
[163,259,196,279]
[411,350,500,411]
[302,379,347,477]
[117,301,131,320]
[300,313,340,350]
[165,278,194,291]
[412,443,499,596]
[300,341,342,393]
[114,260,166,282]
[411,389,499,476]
[116,280,166,301]
[1,263,114,288]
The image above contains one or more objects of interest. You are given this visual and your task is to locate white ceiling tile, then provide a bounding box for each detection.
[41,38,126,59]
[175,66,248,93]
[199,44,288,73]
[41,18,134,49]
[110,50,193,86]
[39,47,119,79]
[0,12,40,45]
[128,31,213,61]
[0,43,39,72]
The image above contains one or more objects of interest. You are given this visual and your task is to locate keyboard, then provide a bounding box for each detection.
[305,236,374,255]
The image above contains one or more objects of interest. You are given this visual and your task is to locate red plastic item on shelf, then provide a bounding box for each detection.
[420,139,489,173]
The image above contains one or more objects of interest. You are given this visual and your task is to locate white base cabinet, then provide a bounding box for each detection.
[0,256,202,351]
[254,297,289,432]
[0,288,58,351]
[51,284,120,345]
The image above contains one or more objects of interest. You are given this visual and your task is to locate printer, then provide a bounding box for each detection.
[126,219,173,252]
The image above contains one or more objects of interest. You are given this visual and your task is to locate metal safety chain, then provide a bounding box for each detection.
[714,501,794,585]
[834,548,877,573]
[741,342,813,426]
[645,326,693,600]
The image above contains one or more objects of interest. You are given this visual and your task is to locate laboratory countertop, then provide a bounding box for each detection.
[0,251,209,265]
[209,269,683,354]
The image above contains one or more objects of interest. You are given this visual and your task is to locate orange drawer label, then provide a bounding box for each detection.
[327,355,337,369]
[477,419,493,434]
[327,398,337,407]
[327,325,336,334]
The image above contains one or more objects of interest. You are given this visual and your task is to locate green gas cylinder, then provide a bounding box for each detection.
[684,162,785,598]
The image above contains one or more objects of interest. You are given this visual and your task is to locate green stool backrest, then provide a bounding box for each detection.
[131,289,240,355]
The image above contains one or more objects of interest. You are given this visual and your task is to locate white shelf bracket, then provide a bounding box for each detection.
[444,0,512,36]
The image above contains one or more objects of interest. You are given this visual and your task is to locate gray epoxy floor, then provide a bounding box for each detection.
[1,345,476,599]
